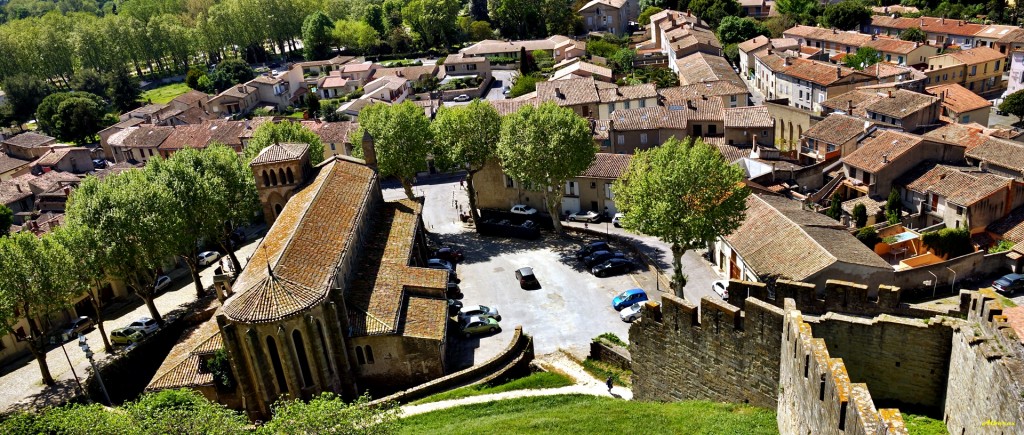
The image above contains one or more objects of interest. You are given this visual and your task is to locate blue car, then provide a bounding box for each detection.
[612,288,648,311]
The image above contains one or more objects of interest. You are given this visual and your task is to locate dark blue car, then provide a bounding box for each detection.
[612,288,648,311]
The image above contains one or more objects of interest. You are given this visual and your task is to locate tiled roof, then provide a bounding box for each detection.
[536,77,601,106]
[250,73,284,85]
[948,46,1006,65]
[724,106,773,128]
[780,59,869,86]
[2,132,54,148]
[553,61,612,81]
[372,65,438,80]
[319,71,349,89]
[597,83,657,103]
[862,89,938,119]
[861,62,915,80]
[160,120,251,151]
[904,164,1011,206]
[0,178,32,205]
[841,195,885,216]
[109,126,174,149]
[771,38,800,51]
[675,52,744,88]
[398,295,448,340]
[871,16,984,36]
[755,52,790,72]
[716,143,749,162]
[0,154,30,174]
[217,84,257,99]
[844,130,925,173]
[923,123,988,150]
[147,318,220,391]
[659,81,748,104]
[225,157,377,324]
[724,194,892,280]
[865,37,923,55]
[966,137,1024,172]
[738,35,771,53]
[593,119,610,141]
[249,143,309,165]
[343,62,374,72]
[821,89,887,117]
[784,25,872,47]
[444,52,487,65]
[35,147,73,166]
[578,0,627,11]
[927,83,991,114]
[802,114,867,145]
[347,199,449,337]
[580,153,631,179]
[171,90,210,107]
[665,96,724,122]
[988,206,1024,242]
[491,97,538,115]
[460,35,572,56]
[301,120,358,145]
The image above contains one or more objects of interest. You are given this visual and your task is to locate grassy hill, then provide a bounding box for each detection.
[399,394,778,434]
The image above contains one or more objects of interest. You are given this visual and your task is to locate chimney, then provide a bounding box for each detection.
[941,17,945,25]
[555,87,564,99]
[785,57,793,66]
[958,20,963,26]
[888,90,894,98]
[686,99,696,110]
[767,49,773,55]
[920,18,924,27]
[245,119,251,130]
[237,85,245,93]
[847,99,853,113]
[687,9,691,17]
[915,41,920,48]
[62,186,70,195]
[833,28,838,34]
[836,66,842,79]
[15,184,21,193]
[882,153,889,163]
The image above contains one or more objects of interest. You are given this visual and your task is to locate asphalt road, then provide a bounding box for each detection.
[441,70,516,107]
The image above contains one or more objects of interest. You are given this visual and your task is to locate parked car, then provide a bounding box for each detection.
[128,317,159,336]
[515,267,540,289]
[461,315,500,337]
[426,258,456,272]
[568,210,601,223]
[712,280,729,299]
[612,288,649,311]
[612,213,623,227]
[92,159,108,169]
[993,273,1024,294]
[503,86,511,97]
[620,303,643,322]
[583,250,626,268]
[433,246,465,264]
[110,327,145,345]
[198,251,221,266]
[511,204,538,215]
[60,316,95,341]
[576,241,611,258]
[458,305,501,322]
[592,258,634,277]
[447,299,464,316]
[228,228,247,248]
[154,275,172,294]
[453,94,471,102]
[519,220,537,229]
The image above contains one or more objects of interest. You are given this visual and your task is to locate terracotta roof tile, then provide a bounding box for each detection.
[966,137,1024,172]
[905,164,1011,206]
[301,120,358,144]
[927,83,991,114]
[822,89,887,117]
[845,130,929,173]
[611,106,685,130]
[784,25,872,47]
[580,153,631,179]
[597,84,657,103]
[536,77,601,106]
[675,52,744,88]
[171,90,211,107]
[865,37,923,55]
[841,195,885,216]
[659,81,748,104]
[110,126,174,149]
[923,123,988,150]
[802,114,868,145]
[724,106,773,128]
[147,318,220,391]
[249,143,309,166]
[716,143,749,162]
[738,35,771,53]
[862,89,938,119]
[0,154,30,174]
[988,206,1024,242]
[398,295,447,340]
[2,132,55,148]
[948,46,1006,64]
[781,59,870,86]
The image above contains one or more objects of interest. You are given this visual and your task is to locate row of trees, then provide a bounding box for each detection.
[1,67,141,133]
[0,388,401,434]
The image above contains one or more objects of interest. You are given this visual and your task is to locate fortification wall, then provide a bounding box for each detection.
[778,307,908,435]
[808,312,955,416]
[630,295,785,408]
[727,279,960,319]
[944,291,1024,434]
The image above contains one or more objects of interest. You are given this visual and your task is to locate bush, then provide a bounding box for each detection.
[595,332,627,347]
[488,55,518,65]
[856,226,881,248]
[921,227,973,259]
[509,73,543,98]
[852,203,867,228]
[989,239,1016,254]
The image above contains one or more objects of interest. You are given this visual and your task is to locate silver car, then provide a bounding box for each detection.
[620,303,642,322]
[458,304,500,322]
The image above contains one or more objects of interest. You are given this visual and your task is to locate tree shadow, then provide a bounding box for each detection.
[429,231,566,267]
[5,378,85,415]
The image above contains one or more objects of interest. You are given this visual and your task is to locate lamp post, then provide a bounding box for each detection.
[926,270,938,299]
[947,267,957,294]
[58,339,86,400]
[79,335,111,406]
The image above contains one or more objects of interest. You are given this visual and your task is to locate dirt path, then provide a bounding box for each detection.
[399,351,632,418]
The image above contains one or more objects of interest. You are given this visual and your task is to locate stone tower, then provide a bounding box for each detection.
[249,142,311,225]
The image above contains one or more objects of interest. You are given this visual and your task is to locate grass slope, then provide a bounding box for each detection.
[140,82,191,104]
[411,372,574,405]
[903,413,948,435]
[400,394,778,435]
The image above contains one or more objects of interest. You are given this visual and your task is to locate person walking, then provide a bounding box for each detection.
[606,375,613,392]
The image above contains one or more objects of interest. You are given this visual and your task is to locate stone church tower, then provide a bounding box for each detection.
[249,143,312,225]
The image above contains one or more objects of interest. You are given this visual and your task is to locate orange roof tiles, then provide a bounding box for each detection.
[723,106,773,128]
[948,46,1006,65]
[580,153,632,179]
[927,83,991,114]
[250,143,309,165]
[844,130,925,173]
[147,318,221,390]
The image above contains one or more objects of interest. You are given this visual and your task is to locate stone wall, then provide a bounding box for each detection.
[809,312,956,416]
[727,279,961,319]
[589,340,631,371]
[777,306,908,435]
[944,290,1024,434]
[892,251,1010,293]
[630,295,785,409]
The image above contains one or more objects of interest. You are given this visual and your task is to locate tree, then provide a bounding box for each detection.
[402,0,461,50]
[211,58,254,93]
[822,0,871,31]
[855,226,880,248]
[826,192,843,220]
[431,100,501,222]
[257,393,400,434]
[107,67,142,112]
[201,144,259,275]
[66,170,180,326]
[52,224,114,353]
[999,89,1024,123]
[885,187,901,224]
[186,66,206,90]
[490,0,544,39]
[307,93,320,118]
[70,69,107,97]
[842,46,881,70]
[541,0,578,36]
[302,11,336,60]
[519,47,538,75]
[54,95,107,144]
[333,19,381,54]
[0,204,11,237]
[0,232,77,385]
[469,20,493,41]
[638,6,664,25]
[497,102,596,232]
[243,121,326,166]
[717,16,769,45]
[774,0,818,20]
[613,137,748,296]
[852,203,868,228]
[357,101,432,200]
[1,74,50,126]
[686,0,741,28]
[125,389,248,434]
[899,27,926,43]
[608,48,636,74]
[509,73,542,98]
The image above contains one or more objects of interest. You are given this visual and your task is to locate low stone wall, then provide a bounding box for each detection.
[589,340,631,371]
[727,279,963,319]
[440,77,495,101]
[370,326,534,405]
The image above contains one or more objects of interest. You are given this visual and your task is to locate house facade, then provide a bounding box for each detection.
[578,0,636,36]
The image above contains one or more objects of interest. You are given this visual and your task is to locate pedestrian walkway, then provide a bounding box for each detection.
[399,351,632,418]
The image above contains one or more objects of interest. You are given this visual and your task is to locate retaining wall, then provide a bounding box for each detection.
[589,340,631,371]
[727,279,962,319]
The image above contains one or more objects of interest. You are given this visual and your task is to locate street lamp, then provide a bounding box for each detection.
[58,338,86,400]
[947,267,957,294]
[79,335,111,406]
[926,270,938,299]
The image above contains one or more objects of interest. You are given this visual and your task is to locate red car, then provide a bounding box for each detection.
[432,246,464,263]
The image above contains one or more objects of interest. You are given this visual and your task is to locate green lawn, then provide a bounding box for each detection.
[904,413,948,435]
[410,372,574,405]
[140,82,191,104]
[581,358,631,387]
[399,394,778,434]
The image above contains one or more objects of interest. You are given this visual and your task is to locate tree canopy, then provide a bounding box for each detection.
[999,89,1024,123]
[842,47,881,71]
[899,27,927,43]
[302,11,336,60]
[431,100,501,221]
[357,101,433,200]
[612,137,749,295]
[257,393,400,434]
[717,16,770,46]
[822,0,871,31]
[244,121,326,166]
[497,102,596,232]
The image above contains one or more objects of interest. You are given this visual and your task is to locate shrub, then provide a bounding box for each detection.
[989,239,1015,254]
[852,203,867,228]
[595,332,627,347]
[921,227,973,258]
[856,226,880,248]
